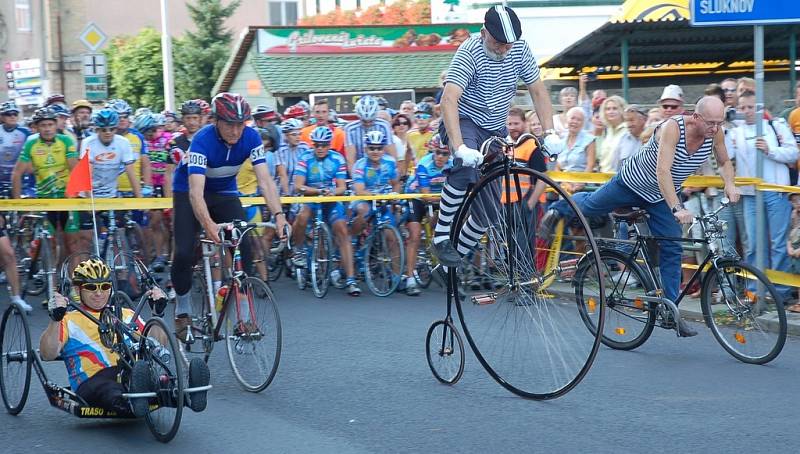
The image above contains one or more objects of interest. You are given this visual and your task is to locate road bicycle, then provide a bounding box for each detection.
[573,199,787,364]
[426,134,605,399]
[184,221,283,392]
[12,213,56,300]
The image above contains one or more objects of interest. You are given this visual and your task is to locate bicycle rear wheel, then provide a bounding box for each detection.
[574,248,656,350]
[224,277,282,392]
[425,319,465,384]
[365,224,405,297]
[310,224,333,298]
[141,317,184,443]
[453,166,604,399]
[701,259,786,365]
[0,304,32,415]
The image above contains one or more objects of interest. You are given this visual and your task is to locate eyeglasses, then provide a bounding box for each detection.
[393,122,410,127]
[367,146,383,151]
[313,142,330,148]
[415,113,432,120]
[660,104,681,110]
[97,127,117,133]
[694,112,724,128]
[81,282,112,292]
[434,150,451,157]
[722,88,737,93]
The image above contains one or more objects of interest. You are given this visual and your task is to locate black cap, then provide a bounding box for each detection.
[484,6,522,44]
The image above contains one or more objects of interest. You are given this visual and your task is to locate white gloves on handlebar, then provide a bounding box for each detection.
[456,144,483,168]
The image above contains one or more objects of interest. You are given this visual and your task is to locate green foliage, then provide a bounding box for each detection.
[104,28,166,110]
[174,0,241,101]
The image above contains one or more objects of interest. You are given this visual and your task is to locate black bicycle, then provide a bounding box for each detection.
[426,134,605,399]
[573,199,787,364]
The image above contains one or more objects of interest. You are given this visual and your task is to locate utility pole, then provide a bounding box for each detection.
[160,0,176,111]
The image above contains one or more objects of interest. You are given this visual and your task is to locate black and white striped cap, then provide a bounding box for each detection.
[484,6,522,44]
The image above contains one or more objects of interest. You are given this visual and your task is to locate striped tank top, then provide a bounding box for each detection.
[619,116,713,203]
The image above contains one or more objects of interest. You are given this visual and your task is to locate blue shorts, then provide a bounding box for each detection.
[304,202,345,225]
[348,200,396,226]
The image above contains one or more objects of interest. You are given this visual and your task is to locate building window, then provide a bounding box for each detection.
[15,0,32,32]
[269,1,298,26]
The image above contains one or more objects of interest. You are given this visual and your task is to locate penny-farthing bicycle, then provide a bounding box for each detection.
[425,134,606,399]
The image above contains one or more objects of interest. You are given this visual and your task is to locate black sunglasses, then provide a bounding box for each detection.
[393,121,409,126]
[313,142,330,148]
[81,282,112,292]
[367,146,383,151]
[434,150,451,157]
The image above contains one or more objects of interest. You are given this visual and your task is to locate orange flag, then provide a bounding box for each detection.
[66,153,92,197]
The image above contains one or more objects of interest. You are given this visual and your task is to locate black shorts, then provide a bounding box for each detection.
[406,199,438,224]
[75,366,133,416]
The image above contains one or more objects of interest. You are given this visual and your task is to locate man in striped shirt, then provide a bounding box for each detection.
[343,96,397,175]
[431,5,559,266]
[540,96,741,337]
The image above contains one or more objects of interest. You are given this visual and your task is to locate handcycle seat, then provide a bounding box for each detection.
[610,208,648,224]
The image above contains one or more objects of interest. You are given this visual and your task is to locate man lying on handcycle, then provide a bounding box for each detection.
[38,258,210,416]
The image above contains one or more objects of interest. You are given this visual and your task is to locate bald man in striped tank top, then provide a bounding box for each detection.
[540,96,740,337]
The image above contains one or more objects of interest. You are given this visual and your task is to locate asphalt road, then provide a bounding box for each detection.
[2,278,799,453]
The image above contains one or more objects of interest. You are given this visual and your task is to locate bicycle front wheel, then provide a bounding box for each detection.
[225,277,282,392]
[0,304,32,415]
[310,224,333,298]
[701,259,787,364]
[365,224,405,297]
[453,166,604,399]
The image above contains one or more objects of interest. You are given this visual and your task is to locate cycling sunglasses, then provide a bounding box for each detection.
[434,150,451,157]
[367,146,383,151]
[97,127,117,133]
[81,282,112,292]
[415,113,432,120]
[313,142,330,148]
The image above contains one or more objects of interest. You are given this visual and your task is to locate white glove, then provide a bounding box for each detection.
[456,144,483,168]
[543,133,562,154]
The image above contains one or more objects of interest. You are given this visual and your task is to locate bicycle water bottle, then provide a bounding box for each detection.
[215,285,228,312]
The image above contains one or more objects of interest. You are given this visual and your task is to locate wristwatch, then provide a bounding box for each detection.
[671,203,684,214]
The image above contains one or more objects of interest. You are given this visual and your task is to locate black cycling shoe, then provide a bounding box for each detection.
[186,358,210,412]
[432,239,462,268]
[129,360,155,417]
[537,209,561,241]
[677,319,698,338]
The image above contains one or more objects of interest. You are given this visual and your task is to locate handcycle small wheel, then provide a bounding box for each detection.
[452,166,604,399]
[141,317,185,443]
[701,259,787,365]
[224,277,282,392]
[311,224,333,298]
[365,224,405,297]
[574,248,657,350]
[425,319,465,385]
[0,304,32,415]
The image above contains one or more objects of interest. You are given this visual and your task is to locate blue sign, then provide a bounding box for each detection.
[691,0,800,26]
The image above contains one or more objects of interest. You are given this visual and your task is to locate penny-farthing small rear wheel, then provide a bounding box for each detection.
[425,318,465,385]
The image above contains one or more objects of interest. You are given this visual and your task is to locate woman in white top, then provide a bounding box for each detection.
[391,113,412,177]
[552,86,578,138]
[554,107,596,192]
[596,95,628,173]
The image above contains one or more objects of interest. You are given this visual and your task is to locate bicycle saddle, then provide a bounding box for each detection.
[610,208,648,224]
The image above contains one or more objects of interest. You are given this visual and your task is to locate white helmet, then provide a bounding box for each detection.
[355,96,379,121]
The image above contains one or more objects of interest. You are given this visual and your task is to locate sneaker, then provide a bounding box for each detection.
[291,251,306,267]
[186,358,210,412]
[330,268,344,287]
[406,279,421,296]
[174,314,194,344]
[537,209,561,240]
[432,239,462,267]
[11,297,32,313]
[346,280,361,296]
[129,360,155,417]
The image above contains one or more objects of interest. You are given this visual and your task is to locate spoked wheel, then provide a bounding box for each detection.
[224,277,282,392]
[112,241,143,300]
[452,166,604,399]
[0,304,32,415]
[574,248,657,350]
[365,224,405,297]
[21,237,51,297]
[414,228,437,289]
[125,223,149,265]
[310,224,333,298]
[425,319,465,385]
[141,317,184,443]
[701,259,787,365]
[267,240,285,282]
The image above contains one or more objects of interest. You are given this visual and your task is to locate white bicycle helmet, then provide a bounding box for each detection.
[364,130,386,147]
[355,96,379,121]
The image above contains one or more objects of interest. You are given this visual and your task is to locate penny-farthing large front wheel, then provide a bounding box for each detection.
[452,165,604,399]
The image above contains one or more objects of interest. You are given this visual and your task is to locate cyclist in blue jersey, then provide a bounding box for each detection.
[349,130,400,237]
[292,126,361,296]
[403,134,453,296]
[170,93,287,343]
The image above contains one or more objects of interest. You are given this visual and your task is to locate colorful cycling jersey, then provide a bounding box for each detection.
[173,124,266,195]
[168,128,192,165]
[59,306,144,390]
[81,134,135,198]
[237,151,277,195]
[0,125,33,194]
[18,133,78,198]
[276,142,311,195]
[352,155,398,193]
[295,150,347,190]
[344,118,393,160]
[116,129,147,192]
[145,131,171,187]
[406,153,453,194]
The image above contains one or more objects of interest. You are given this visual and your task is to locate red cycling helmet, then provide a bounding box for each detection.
[211,93,251,122]
[194,99,212,115]
[45,93,67,107]
[283,104,308,120]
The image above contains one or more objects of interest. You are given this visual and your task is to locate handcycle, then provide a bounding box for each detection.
[0,255,209,443]
[185,220,283,392]
[573,198,787,364]
[425,134,605,399]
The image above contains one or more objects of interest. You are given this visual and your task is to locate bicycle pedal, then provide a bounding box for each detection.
[471,293,497,305]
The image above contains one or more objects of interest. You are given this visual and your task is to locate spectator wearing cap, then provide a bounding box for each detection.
[552,86,579,138]
[596,95,628,173]
[408,102,436,163]
[70,99,93,146]
[253,104,284,151]
[787,81,800,147]
[659,84,685,118]
[300,99,345,155]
